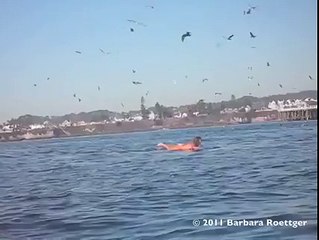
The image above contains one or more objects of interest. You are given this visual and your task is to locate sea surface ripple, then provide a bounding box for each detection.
[0,121,317,239]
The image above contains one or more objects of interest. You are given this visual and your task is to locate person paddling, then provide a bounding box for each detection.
[157,137,202,152]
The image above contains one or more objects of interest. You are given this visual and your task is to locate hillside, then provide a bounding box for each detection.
[5,90,317,126]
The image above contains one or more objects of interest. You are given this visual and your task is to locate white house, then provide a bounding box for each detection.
[60,120,72,127]
[2,125,13,132]
[29,124,45,130]
[148,111,155,120]
[132,115,143,121]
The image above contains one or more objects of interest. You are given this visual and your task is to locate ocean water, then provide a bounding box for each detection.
[0,121,317,240]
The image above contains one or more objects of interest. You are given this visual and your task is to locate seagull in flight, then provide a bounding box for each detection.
[78,98,82,102]
[214,92,222,95]
[130,28,134,32]
[33,83,37,87]
[181,32,191,42]
[99,48,105,54]
[137,22,147,27]
[258,83,260,86]
[202,78,208,83]
[121,102,125,108]
[267,62,270,67]
[226,34,234,40]
[127,19,137,23]
[146,91,149,96]
[249,5,257,10]
[132,81,142,85]
[73,94,76,98]
[132,69,136,73]
[75,51,82,54]
[98,86,100,91]
[279,84,283,88]
[309,75,314,80]
[146,5,154,9]
[250,32,256,38]
[47,77,50,81]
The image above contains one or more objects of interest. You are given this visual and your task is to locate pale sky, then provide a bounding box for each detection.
[0,0,317,122]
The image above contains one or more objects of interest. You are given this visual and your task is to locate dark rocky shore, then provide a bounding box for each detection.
[0,117,232,143]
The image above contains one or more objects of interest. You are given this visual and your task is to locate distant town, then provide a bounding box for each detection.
[0,90,317,142]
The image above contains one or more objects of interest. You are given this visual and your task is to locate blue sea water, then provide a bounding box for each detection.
[0,121,317,240]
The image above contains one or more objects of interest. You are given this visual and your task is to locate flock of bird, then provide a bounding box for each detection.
[31,3,315,110]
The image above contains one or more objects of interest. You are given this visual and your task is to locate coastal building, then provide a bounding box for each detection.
[75,121,87,126]
[60,120,72,127]
[132,115,143,121]
[1,125,15,132]
[254,109,278,121]
[29,124,45,130]
[267,98,317,121]
[148,111,155,120]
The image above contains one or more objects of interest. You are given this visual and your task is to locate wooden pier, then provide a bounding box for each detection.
[278,106,317,121]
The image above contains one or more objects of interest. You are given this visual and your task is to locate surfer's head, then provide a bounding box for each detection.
[192,137,202,147]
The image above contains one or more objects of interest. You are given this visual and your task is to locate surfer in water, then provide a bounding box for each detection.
[157,137,202,152]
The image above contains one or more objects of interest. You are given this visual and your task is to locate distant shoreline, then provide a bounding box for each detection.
[0,121,235,143]
[1,119,316,143]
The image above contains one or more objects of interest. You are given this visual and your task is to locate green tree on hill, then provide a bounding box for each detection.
[154,102,174,119]
[140,96,150,119]
[155,102,164,119]
[196,99,206,113]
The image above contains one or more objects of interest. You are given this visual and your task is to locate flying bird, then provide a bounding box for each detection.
[47,77,50,81]
[185,75,188,78]
[146,91,149,96]
[127,19,137,23]
[309,75,314,80]
[75,51,82,54]
[181,32,191,42]
[258,83,260,86]
[246,8,252,14]
[73,94,76,98]
[137,22,147,27]
[132,81,142,85]
[78,98,82,102]
[248,76,254,80]
[267,62,270,67]
[251,46,256,48]
[99,48,105,54]
[279,84,283,88]
[214,92,222,95]
[146,5,154,9]
[130,28,134,32]
[33,83,37,87]
[202,78,208,82]
[132,69,136,73]
[248,67,253,70]
[227,34,234,40]
[250,32,256,38]
[249,5,257,10]
[98,86,100,91]
[121,102,125,108]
